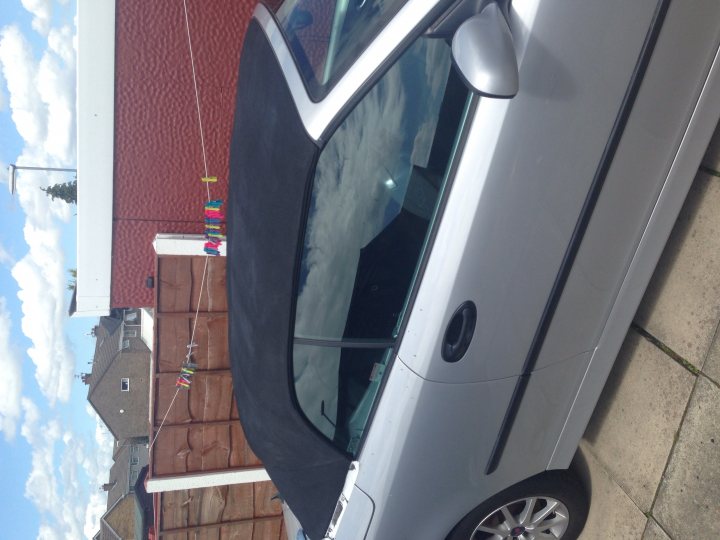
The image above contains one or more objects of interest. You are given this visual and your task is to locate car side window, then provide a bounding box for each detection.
[292,35,470,455]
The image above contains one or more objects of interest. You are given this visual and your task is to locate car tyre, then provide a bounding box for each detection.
[447,470,588,540]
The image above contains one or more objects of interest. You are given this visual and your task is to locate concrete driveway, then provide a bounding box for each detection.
[577,123,720,539]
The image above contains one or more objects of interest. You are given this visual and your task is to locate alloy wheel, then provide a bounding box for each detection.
[470,496,570,540]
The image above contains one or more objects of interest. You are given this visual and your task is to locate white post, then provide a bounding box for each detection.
[146,467,270,493]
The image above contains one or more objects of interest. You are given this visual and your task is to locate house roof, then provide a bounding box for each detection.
[100,493,133,540]
[99,521,120,540]
[107,445,131,510]
[87,316,123,438]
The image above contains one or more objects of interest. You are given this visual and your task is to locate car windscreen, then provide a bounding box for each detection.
[272,0,407,99]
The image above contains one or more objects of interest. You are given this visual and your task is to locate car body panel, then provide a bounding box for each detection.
[536,0,720,374]
[399,0,658,384]
[354,352,587,539]
[334,487,374,540]
[549,2,720,469]
[355,359,517,539]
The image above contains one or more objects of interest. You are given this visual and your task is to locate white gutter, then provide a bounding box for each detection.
[74,0,116,317]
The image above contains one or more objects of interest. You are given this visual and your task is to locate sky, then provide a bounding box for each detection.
[0,1,114,539]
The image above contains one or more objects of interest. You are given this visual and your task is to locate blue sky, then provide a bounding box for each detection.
[0,1,114,539]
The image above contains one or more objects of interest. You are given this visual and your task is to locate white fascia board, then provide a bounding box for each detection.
[153,233,227,257]
[74,0,116,317]
[146,467,270,493]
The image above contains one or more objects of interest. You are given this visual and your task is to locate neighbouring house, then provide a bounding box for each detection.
[106,443,150,512]
[96,443,151,540]
[86,310,151,441]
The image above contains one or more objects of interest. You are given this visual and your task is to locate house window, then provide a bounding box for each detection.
[124,311,138,323]
[122,339,130,349]
[131,445,138,454]
[130,470,138,483]
[121,378,130,392]
[131,456,139,465]
[124,329,137,338]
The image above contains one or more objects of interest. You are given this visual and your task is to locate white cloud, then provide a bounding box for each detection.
[12,226,74,404]
[21,402,115,540]
[37,29,75,163]
[0,26,46,146]
[0,21,77,405]
[21,398,61,513]
[0,71,6,111]
[57,435,89,540]
[0,242,15,266]
[48,25,74,66]
[0,24,76,164]
[0,298,23,439]
[21,0,53,37]
[20,397,41,440]
[36,524,61,540]
[82,407,113,538]
[0,10,106,540]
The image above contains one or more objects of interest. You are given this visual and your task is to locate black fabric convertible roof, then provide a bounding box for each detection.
[227,19,351,540]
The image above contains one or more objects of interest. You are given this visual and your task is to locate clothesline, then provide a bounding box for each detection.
[150,0,225,451]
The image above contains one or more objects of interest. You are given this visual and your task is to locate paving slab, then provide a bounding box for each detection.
[642,519,670,540]
[653,377,720,539]
[581,330,694,512]
[575,443,647,540]
[701,323,720,383]
[634,172,720,369]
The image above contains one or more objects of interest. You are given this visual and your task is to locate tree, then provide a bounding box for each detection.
[41,180,77,204]
[67,268,77,291]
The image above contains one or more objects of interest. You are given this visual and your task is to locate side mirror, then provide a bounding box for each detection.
[451,2,519,98]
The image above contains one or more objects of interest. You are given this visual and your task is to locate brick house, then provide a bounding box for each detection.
[74,0,256,315]
[86,311,151,441]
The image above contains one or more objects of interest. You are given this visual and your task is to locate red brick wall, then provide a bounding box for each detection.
[112,0,257,307]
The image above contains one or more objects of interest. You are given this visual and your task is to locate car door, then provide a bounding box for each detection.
[339,0,664,537]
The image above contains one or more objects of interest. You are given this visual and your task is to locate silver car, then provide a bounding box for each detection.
[226,0,720,539]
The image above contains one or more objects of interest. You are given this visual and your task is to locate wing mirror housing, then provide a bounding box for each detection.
[451,2,519,98]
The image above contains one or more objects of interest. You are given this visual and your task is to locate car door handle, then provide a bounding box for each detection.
[441,301,477,363]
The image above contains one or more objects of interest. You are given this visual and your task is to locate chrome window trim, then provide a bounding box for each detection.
[254,0,442,142]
